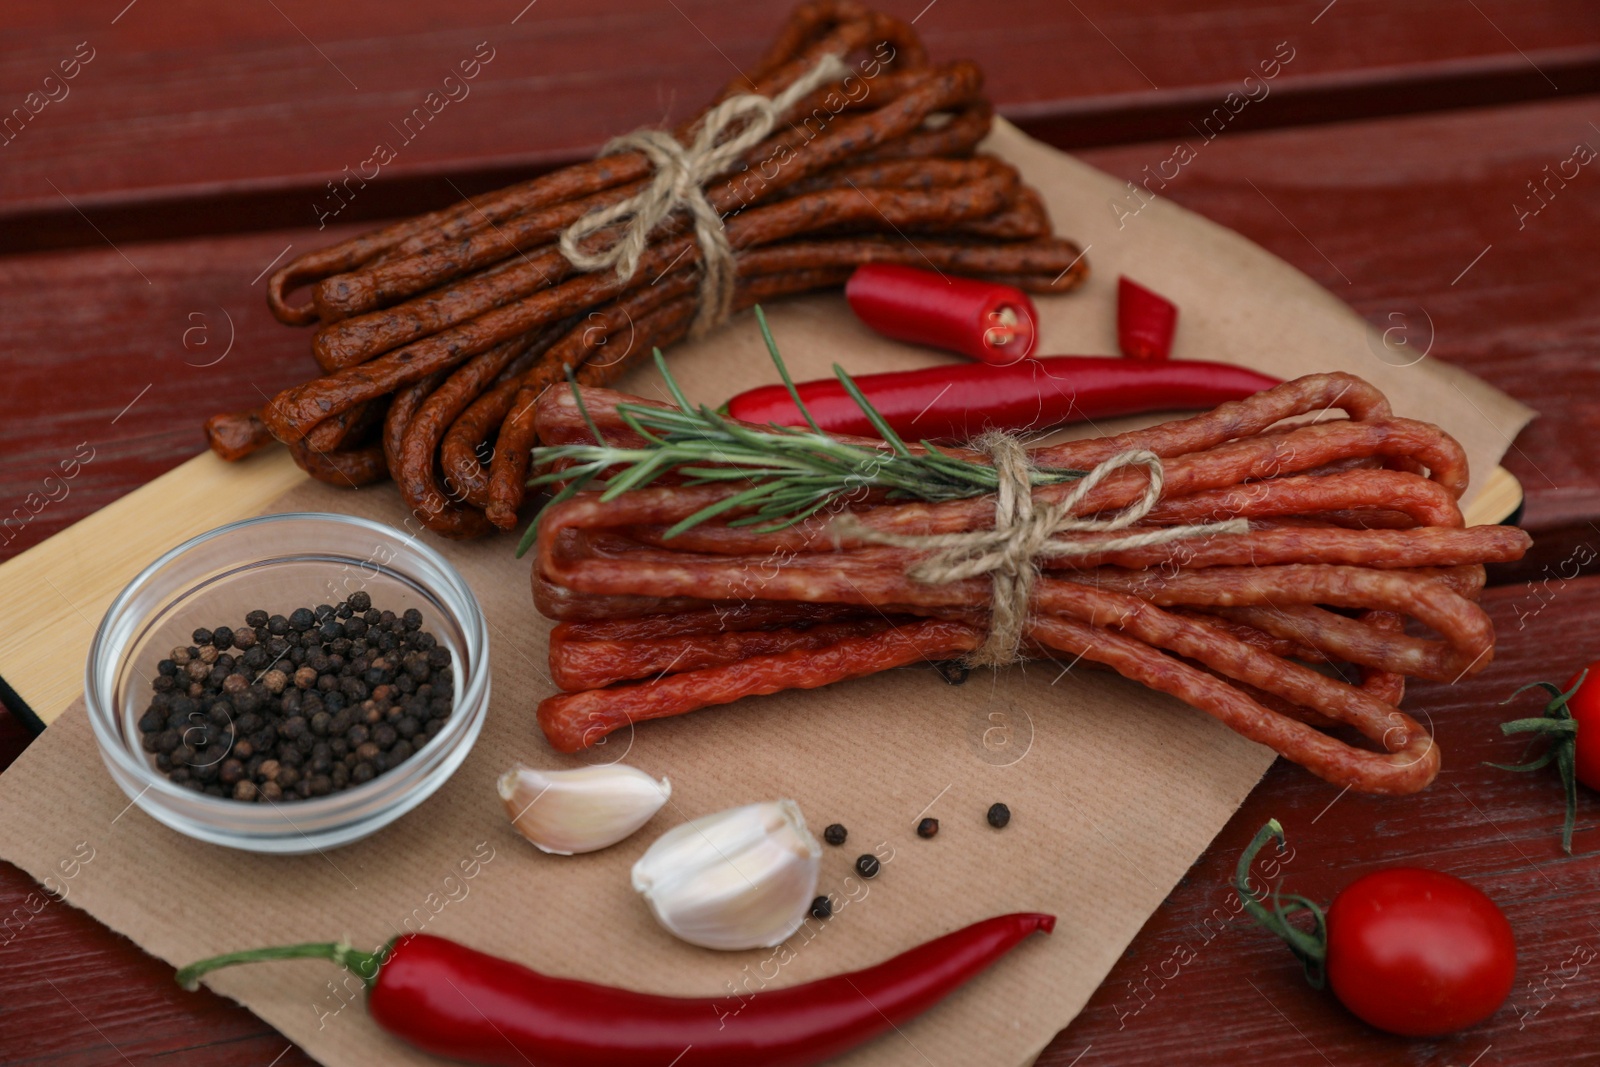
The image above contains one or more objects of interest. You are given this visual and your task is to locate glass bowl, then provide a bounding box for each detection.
[85,512,490,853]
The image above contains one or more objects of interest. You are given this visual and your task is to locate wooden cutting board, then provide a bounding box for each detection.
[0,445,1522,730]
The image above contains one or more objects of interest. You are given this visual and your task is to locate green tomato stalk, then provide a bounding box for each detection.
[1489,669,1586,854]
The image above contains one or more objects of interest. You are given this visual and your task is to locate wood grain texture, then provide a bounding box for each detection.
[2,0,1598,249]
[3,2,1599,1061]
[0,223,356,565]
[1043,576,1600,1065]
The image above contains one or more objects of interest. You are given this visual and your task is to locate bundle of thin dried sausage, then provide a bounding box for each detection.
[207,1,1089,539]
[528,371,1530,796]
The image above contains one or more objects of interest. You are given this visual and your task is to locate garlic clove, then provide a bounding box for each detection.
[631,798,821,951]
[498,763,670,855]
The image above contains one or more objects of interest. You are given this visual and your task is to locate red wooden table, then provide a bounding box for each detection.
[5,2,1600,1063]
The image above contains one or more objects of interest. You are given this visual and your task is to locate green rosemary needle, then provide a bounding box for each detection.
[514,306,1084,557]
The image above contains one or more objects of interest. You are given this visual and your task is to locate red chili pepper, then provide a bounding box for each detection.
[176,913,1054,1067]
[846,263,1038,364]
[725,356,1281,441]
[1117,276,1178,361]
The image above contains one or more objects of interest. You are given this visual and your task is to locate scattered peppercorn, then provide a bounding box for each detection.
[135,594,450,802]
[823,823,848,846]
[917,817,939,839]
[810,895,833,920]
[854,854,880,879]
[987,802,1011,829]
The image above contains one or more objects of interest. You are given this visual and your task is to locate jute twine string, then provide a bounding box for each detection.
[559,53,851,339]
[842,434,1251,668]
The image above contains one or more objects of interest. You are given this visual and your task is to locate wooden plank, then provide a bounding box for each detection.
[0,224,352,564]
[3,0,1597,249]
[1038,574,1600,1065]
[1075,93,1600,580]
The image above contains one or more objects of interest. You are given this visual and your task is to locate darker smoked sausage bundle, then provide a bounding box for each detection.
[207,0,1089,539]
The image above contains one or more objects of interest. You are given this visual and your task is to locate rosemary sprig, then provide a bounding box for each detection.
[514,306,1084,557]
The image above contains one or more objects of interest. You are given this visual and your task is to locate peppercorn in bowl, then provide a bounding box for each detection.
[86,512,490,853]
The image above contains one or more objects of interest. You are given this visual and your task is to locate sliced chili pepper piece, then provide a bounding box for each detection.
[846,262,1038,364]
[1117,276,1179,361]
[725,356,1282,441]
[176,914,1055,1067]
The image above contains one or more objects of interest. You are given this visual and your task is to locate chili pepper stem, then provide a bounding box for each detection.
[176,940,388,992]
[1236,820,1329,988]
[1487,671,1586,853]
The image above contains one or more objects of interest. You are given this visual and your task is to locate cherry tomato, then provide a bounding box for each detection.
[1239,822,1516,1038]
[1562,665,1600,790]
[1326,867,1516,1037]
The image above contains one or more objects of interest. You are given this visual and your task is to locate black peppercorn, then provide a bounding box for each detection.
[854,854,880,879]
[917,817,940,839]
[987,802,1011,829]
[142,596,439,803]
[823,823,848,846]
[809,895,833,920]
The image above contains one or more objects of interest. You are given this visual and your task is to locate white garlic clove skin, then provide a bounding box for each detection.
[631,799,822,951]
[497,763,670,855]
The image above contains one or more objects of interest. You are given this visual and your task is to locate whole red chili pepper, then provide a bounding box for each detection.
[846,263,1039,364]
[725,356,1281,441]
[1117,276,1179,361]
[176,913,1054,1067]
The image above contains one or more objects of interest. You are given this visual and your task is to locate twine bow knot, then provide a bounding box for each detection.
[846,434,1250,668]
[559,53,851,339]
